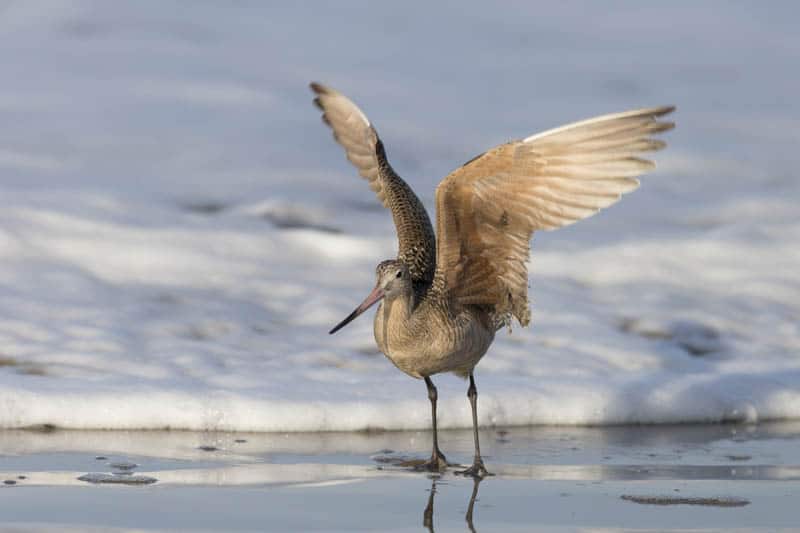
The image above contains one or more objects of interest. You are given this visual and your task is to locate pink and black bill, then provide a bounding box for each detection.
[329,285,385,334]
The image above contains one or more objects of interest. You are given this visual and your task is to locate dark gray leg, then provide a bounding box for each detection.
[424,376,448,471]
[457,373,492,477]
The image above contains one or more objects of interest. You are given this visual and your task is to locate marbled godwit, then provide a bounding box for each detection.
[313,82,674,477]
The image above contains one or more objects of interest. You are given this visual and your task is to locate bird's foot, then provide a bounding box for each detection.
[400,450,449,472]
[420,450,449,472]
[456,458,493,479]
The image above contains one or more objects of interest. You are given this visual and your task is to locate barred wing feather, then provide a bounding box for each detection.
[311,83,437,283]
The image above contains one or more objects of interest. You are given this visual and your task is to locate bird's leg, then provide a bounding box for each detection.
[424,376,448,471]
[456,373,492,478]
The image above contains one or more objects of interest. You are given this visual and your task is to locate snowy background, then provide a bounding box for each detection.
[0,1,798,431]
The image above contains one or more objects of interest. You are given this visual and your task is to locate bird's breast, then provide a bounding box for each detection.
[373,298,494,379]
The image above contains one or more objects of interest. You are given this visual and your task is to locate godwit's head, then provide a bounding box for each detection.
[329,259,411,334]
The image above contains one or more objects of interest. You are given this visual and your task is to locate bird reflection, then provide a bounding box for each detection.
[423,476,483,532]
[465,477,480,532]
[423,480,435,531]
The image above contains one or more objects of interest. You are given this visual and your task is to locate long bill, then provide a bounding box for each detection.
[329,284,385,334]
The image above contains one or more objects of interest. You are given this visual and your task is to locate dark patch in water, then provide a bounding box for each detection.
[251,324,270,335]
[372,454,404,464]
[110,461,138,471]
[262,211,341,234]
[182,201,228,215]
[357,426,388,435]
[619,318,670,340]
[726,454,752,461]
[0,356,42,376]
[621,494,749,507]
[619,318,722,356]
[23,424,58,433]
[18,365,47,376]
[198,445,219,452]
[154,292,181,305]
[3,480,16,485]
[371,455,459,472]
[95,456,108,461]
[78,473,157,485]
[345,199,385,213]
[180,323,230,342]
[603,78,645,97]
[671,321,722,355]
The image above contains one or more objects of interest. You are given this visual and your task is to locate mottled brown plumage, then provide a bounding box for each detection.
[313,82,674,477]
[311,82,436,284]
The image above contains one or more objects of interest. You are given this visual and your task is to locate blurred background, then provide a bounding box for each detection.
[0,1,798,430]
[2,1,797,201]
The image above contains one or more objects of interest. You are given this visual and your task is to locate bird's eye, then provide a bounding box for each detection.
[396,271,403,278]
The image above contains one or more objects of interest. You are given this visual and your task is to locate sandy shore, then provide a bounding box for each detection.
[0,422,799,531]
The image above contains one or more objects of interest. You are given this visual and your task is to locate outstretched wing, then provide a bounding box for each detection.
[311,82,436,283]
[432,106,675,326]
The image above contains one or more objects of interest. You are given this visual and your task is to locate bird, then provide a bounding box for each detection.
[312,81,674,477]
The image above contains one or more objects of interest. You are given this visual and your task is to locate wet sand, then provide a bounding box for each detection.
[1,422,799,531]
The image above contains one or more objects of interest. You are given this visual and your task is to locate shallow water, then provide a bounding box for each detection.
[1,422,799,531]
